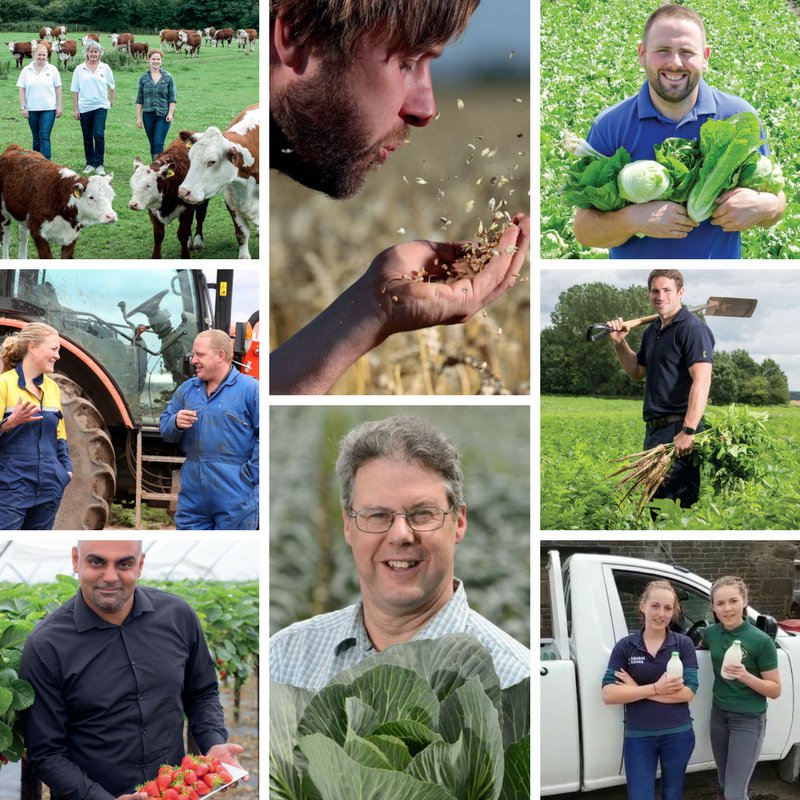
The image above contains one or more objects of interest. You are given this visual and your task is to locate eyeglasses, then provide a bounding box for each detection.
[347,505,456,534]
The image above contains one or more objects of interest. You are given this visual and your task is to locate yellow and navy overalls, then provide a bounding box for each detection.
[0,363,72,530]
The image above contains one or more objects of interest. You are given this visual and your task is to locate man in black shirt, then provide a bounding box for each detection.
[606,269,714,507]
[20,541,246,800]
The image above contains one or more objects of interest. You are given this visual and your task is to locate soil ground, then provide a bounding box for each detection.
[0,675,258,800]
[551,762,799,799]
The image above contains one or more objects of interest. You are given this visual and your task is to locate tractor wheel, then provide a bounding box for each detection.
[53,374,116,530]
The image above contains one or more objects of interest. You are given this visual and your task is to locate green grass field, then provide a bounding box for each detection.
[541,396,800,530]
[0,30,259,259]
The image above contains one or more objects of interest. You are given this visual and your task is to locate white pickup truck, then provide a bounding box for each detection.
[541,550,800,795]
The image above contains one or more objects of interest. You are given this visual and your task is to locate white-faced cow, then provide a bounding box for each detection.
[130,42,149,60]
[53,25,67,41]
[39,27,52,41]
[178,105,259,259]
[202,27,216,46]
[212,28,233,47]
[8,41,33,69]
[236,29,257,51]
[52,38,77,69]
[0,145,117,259]
[129,139,209,259]
[111,33,134,52]
[177,30,201,57]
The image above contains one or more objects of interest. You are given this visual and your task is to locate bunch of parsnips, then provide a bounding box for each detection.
[607,432,711,520]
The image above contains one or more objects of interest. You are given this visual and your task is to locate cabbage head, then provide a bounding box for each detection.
[269,634,530,800]
[617,161,672,204]
[737,153,785,194]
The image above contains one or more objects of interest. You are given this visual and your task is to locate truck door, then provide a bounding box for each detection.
[541,551,581,794]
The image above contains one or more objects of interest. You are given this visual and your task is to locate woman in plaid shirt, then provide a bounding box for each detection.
[135,50,177,160]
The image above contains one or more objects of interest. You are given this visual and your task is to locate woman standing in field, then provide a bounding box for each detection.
[601,581,698,800]
[135,49,177,161]
[702,576,781,800]
[17,43,62,159]
[0,324,72,530]
[71,40,115,176]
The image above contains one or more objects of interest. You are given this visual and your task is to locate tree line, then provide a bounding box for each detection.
[541,282,790,406]
[0,0,258,33]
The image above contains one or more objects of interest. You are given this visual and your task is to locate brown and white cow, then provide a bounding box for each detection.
[129,139,209,259]
[111,32,134,52]
[130,42,149,60]
[236,29,257,51]
[51,38,77,69]
[212,28,233,47]
[8,41,33,68]
[203,27,217,46]
[0,145,117,259]
[178,30,201,57]
[159,29,179,51]
[39,26,52,41]
[53,25,67,41]
[178,105,259,259]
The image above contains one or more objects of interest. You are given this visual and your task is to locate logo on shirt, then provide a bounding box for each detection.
[628,656,646,665]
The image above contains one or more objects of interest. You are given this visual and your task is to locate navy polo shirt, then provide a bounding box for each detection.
[586,80,769,259]
[637,305,714,420]
[603,629,699,736]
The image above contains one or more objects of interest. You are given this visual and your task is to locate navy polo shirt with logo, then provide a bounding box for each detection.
[603,629,699,736]
[636,305,714,420]
[585,80,769,259]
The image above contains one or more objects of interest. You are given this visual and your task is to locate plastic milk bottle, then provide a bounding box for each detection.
[666,651,683,678]
[721,639,743,679]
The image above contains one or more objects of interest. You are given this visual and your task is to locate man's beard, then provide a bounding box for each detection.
[271,71,403,199]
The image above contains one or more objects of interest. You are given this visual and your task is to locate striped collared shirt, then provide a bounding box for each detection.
[269,580,530,689]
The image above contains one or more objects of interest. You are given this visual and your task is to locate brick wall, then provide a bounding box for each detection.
[540,540,800,639]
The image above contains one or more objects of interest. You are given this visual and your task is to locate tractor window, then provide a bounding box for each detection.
[11,269,204,423]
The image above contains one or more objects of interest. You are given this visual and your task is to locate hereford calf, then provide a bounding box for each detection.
[52,38,77,69]
[129,140,209,259]
[53,25,67,41]
[7,41,32,68]
[212,28,233,47]
[178,105,259,259]
[236,29,257,51]
[130,42,149,60]
[203,27,216,46]
[0,145,117,259]
[39,26,52,41]
[178,30,201,57]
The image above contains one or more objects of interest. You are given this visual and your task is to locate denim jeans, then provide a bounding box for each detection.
[27,109,56,159]
[710,704,766,800]
[79,107,108,167]
[142,111,172,160]
[623,728,696,800]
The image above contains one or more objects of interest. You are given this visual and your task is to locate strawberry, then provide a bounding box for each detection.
[183,770,197,786]
[195,762,209,778]
[194,782,210,797]
[171,770,186,786]
[181,756,199,772]
[157,773,173,791]
[217,769,232,784]
[141,780,160,796]
[158,765,174,777]
[163,790,180,800]
[208,758,222,771]
[202,774,223,790]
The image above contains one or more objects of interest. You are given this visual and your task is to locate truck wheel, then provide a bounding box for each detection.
[53,374,116,530]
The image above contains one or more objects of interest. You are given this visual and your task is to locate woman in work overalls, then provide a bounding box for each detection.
[0,323,72,529]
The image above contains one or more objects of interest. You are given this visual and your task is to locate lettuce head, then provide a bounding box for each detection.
[617,161,672,204]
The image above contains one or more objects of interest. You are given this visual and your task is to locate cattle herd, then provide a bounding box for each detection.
[2,23,259,259]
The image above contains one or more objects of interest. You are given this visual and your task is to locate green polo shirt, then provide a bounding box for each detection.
[702,618,778,714]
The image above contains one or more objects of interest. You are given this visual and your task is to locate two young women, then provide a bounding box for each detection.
[603,577,780,800]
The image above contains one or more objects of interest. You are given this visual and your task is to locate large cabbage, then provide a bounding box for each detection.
[737,153,785,194]
[686,112,765,222]
[617,161,672,204]
[270,634,530,800]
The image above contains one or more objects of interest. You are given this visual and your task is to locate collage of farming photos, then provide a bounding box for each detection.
[0,0,799,799]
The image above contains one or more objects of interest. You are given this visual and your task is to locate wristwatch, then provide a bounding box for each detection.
[682,425,697,435]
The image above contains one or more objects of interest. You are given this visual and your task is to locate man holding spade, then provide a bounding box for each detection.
[606,269,713,508]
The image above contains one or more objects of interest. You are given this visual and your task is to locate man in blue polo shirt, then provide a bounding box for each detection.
[573,5,785,259]
[606,269,714,508]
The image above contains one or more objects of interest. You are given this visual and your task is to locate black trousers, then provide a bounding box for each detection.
[643,419,702,508]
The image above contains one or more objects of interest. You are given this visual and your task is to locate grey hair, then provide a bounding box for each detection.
[335,415,464,510]
[85,40,104,53]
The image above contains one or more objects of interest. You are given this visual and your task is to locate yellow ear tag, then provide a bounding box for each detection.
[166,169,175,178]
[185,141,193,150]
[72,189,81,198]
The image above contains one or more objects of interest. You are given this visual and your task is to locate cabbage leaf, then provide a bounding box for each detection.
[653,137,701,204]
[269,634,531,800]
[563,147,631,211]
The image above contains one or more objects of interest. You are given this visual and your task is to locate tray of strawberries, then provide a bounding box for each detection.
[137,754,248,799]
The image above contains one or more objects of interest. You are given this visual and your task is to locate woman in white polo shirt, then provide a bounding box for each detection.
[17,43,62,160]
[70,40,115,176]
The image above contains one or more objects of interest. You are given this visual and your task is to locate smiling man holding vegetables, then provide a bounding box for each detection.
[573,4,785,258]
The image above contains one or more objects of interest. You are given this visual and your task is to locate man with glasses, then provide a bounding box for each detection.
[269,415,530,689]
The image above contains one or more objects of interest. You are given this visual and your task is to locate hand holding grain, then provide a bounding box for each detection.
[368,214,530,335]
